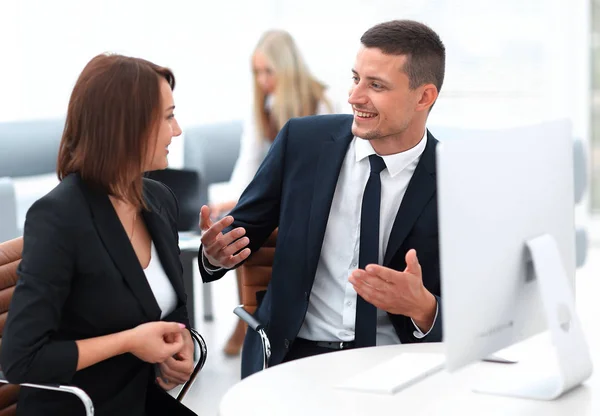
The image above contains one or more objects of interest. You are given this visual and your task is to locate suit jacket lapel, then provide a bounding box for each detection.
[142,205,187,306]
[78,179,161,321]
[383,131,438,266]
[305,120,354,281]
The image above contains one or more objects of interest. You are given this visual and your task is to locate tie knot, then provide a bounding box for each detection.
[368,154,387,174]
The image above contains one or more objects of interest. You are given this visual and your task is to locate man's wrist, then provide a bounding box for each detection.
[201,248,223,272]
[411,291,437,331]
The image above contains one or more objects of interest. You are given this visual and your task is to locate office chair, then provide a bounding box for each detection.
[182,121,243,207]
[232,229,278,370]
[145,168,202,232]
[0,237,207,415]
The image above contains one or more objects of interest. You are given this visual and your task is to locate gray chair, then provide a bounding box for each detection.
[183,120,243,206]
[0,178,19,242]
[0,119,64,178]
[0,118,65,240]
[573,139,589,267]
[181,120,243,321]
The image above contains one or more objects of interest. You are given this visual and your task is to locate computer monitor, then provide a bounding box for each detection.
[436,119,593,400]
[145,168,202,232]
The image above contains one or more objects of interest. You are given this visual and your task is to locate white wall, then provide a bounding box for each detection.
[0,0,591,216]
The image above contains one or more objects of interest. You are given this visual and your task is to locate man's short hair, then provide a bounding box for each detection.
[361,20,446,93]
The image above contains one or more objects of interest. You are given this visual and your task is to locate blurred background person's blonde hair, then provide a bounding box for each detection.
[252,29,333,142]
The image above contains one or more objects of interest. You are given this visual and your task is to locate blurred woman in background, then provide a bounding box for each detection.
[209,29,335,356]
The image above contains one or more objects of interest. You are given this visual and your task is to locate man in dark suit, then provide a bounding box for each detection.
[199,19,446,378]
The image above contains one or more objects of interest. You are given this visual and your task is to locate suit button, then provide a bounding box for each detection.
[304,291,309,301]
[284,339,290,349]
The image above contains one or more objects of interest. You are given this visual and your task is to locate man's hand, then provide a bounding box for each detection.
[156,328,195,391]
[199,205,251,269]
[349,249,437,332]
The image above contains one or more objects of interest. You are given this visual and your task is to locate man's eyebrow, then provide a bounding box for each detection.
[352,69,389,84]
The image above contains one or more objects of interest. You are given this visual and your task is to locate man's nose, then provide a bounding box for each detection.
[348,84,368,106]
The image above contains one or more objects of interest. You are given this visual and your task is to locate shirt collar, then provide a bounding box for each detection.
[354,129,428,178]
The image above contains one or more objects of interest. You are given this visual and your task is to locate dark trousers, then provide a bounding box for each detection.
[282,338,354,363]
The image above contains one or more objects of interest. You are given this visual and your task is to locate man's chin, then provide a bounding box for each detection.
[352,124,367,139]
[352,126,377,141]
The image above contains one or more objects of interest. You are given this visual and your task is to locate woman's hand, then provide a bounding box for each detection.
[127,321,186,363]
[156,329,195,390]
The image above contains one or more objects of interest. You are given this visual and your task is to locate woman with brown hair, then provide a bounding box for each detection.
[0,54,197,415]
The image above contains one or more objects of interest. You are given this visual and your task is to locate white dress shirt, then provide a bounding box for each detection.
[144,241,178,319]
[297,130,435,345]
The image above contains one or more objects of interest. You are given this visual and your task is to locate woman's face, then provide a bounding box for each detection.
[145,79,182,172]
[253,51,276,95]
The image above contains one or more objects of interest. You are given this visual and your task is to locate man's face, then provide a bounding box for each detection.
[348,46,421,141]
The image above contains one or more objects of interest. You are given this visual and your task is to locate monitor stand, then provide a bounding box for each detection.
[473,234,593,400]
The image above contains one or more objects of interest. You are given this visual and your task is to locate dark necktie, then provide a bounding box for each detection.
[355,154,387,347]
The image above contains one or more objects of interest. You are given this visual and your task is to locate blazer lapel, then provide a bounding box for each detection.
[78,177,161,320]
[305,121,354,281]
[142,205,187,306]
[383,132,438,266]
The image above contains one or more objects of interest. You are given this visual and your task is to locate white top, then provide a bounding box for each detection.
[144,241,178,319]
[297,131,437,345]
[226,93,335,200]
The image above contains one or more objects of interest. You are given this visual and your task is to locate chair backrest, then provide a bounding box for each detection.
[240,230,277,314]
[182,121,243,206]
[0,119,64,178]
[0,178,19,242]
[0,237,24,415]
[145,168,202,232]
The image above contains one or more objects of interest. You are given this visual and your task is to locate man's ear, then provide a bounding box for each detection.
[416,84,438,112]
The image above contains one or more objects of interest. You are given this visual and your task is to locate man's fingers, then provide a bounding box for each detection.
[199,205,213,231]
[404,249,421,276]
[215,227,247,250]
[203,227,247,258]
[220,236,250,258]
[222,248,252,269]
[349,274,383,306]
[350,269,389,291]
[359,265,397,284]
[200,215,235,246]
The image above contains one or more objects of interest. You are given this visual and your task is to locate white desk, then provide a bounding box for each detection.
[219,341,598,416]
[219,296,600,416]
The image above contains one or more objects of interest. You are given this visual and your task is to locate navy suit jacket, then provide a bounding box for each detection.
[200,114,442,378]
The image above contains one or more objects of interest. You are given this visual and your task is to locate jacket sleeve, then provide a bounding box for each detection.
[198,118,292,283]
[0,196,79,384]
